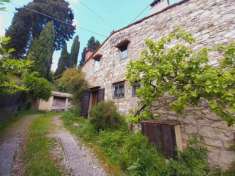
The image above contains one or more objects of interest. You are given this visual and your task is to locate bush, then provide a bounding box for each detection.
[98,130,127,164]
[120,133,167,176]
[90,101,125,131]
[57,68,88,106]
[24,72,52,100]
[62,111,218,176]
[168,137,209,176]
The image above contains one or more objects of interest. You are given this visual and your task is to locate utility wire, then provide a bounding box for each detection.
[10,2,108,38]
[131,4,150,23]
[79,1,113,30]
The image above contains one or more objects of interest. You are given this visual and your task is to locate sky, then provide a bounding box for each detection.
[0,0,157,71]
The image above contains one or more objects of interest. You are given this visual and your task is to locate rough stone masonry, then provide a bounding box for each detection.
[82,0,235,170]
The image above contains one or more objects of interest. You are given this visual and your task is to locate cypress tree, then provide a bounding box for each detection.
[79,36,100,67]
[27,22,55,79]
[69,35,80,67]
[5,0,75,58]
[55,44,69,76]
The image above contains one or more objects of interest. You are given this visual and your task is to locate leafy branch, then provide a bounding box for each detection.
[126,28,235,126]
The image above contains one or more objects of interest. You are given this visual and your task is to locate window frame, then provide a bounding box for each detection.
[116,40,130,60]
[94,59,100,72]
[132,82,141,97]
[112,81,125,99]
[93,54,102,72]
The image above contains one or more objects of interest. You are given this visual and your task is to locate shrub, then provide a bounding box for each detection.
[57,68,88,107]
[120,133,167,176]
[168,137,209,176]
[24,72,52,100]
[62,111,217,176]
[98,130,127,164]
[90,101,125,131]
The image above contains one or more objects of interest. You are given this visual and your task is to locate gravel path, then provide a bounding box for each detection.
[0,114,38,176]
[51,116,107,176]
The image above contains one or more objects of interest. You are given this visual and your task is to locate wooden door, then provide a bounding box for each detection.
[80,90,91,117]
[98,88,105,102]
[91,90,98,107]
[141,121,177,158]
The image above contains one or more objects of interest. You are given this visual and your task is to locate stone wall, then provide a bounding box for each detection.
[82,0,235,169]
[151,98,235,170]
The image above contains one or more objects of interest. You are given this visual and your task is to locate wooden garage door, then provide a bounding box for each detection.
[141,121,177,158]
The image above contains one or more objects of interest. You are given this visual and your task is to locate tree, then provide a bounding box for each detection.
[5,0,75,58]
[79,36,100,66]
[23,72,52,101]
[80,47,87,66]
[0,36,52,100]
[57,68,88,106]
[0,36,31,94]
[69,35,80,67]
[55,43,69,76]
[0,0,10,11]
[126,28,235,126]
[27,22,55,80]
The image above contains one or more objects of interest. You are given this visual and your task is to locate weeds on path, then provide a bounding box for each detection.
[24,113,62,176]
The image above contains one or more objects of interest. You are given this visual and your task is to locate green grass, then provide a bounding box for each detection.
[61,111,168,176]
[62,111,124,176]
[61,111,221,176]
[24,113,62,176]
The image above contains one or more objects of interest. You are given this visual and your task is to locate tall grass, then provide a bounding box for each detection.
[62,111,217,176]
[24,113,62,176]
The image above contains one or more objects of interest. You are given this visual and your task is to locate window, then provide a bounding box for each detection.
[93,54,102,72]
[113,81,125,98]
[119,45,128,59]
[94,60,100,72]
[132,82,141,97]
[116,40,130,59]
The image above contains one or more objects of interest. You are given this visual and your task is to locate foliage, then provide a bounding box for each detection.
[5,0,75,58]
[62,112,213,176]
[23,72,52,101]
[0,0,10,11]
[63,111,97,141]
[24,113,62,176]
[90,101,125,131]
[126,28,235,125]
[57,68,88,105]
[55,44,69,76]
[0,36,31,94]
[79,36,100,66]
[27,22,55,79]
[69,35,80,67]
[119,133,167,176]
[0,36,52,100]
[168,137,209,176]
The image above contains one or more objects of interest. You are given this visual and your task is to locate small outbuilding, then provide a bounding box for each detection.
[37,91,72,112]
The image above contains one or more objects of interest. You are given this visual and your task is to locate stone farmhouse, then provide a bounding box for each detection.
[81,0,235,170]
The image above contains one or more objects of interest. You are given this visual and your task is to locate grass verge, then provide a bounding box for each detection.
[61,111,230,176]
[62,112,124,176]
[24,113,62,176]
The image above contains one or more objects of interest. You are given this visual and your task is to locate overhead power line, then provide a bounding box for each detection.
[131,4,150,23]
[79,1,113,30]
[10,3,108,38]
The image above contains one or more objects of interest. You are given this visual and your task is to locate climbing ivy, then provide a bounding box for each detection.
[126,28,235,126]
